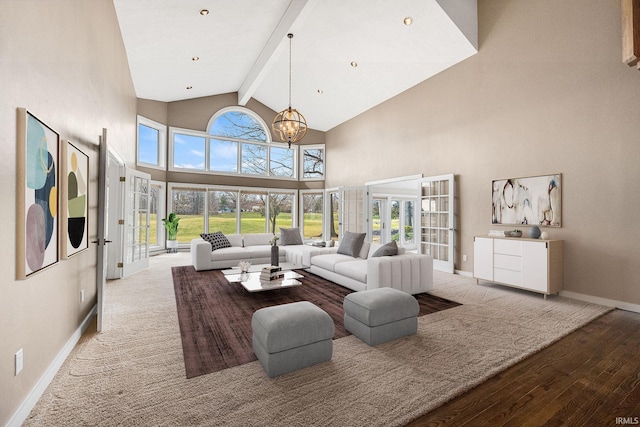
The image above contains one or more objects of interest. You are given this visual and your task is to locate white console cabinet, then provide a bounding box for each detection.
[473,236,563,298]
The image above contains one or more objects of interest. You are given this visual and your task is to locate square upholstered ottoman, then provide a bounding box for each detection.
[252,301,334,377]
[343,287,419,346]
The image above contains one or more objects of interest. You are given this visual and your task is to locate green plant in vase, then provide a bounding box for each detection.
[162,212,181,253]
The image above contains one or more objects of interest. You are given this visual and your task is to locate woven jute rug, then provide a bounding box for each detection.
[25,253,611,427]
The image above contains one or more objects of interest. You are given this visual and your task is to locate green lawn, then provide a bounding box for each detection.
[151,212,324,243]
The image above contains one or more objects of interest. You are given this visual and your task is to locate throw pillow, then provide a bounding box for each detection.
[337,231,366,257]
[279,227,303,246]
[200,231,231,251]
[372,241,398,257]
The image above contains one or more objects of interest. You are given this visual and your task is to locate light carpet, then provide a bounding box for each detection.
[25,253,611,427]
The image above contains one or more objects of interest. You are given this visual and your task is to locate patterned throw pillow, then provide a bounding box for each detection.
[200,231,231,251]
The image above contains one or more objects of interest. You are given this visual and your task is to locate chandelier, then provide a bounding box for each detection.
[272,33,307,148]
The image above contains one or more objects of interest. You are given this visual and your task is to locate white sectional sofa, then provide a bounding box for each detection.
[190,231,332,271]
[308,241,433,295]
[191,230,433,295]
[191,233,283,270]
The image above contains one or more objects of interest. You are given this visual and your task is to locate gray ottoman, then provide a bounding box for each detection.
[252,301,334,377]
[343,287,419,346]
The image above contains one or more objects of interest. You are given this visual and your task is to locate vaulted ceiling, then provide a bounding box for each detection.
[114,0,478,132]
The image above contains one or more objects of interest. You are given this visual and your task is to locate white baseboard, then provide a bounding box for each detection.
[452,270,639,314]
[559,290,640,314]
[454,269,474,277]
[7,305,97,427]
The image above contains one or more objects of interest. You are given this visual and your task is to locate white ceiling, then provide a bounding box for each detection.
[114,0,478,132]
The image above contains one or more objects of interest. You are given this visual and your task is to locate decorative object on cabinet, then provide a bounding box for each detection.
[491,174,561,227]
[529,225,541,239]
[540,231,549,240]
[473,236,563,299]
[16,108,60,279]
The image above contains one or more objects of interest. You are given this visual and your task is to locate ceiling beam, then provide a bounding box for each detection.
[237,0,319,106]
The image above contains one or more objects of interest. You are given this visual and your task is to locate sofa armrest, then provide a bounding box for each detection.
[191,238,213,271]
[366,253,433,295]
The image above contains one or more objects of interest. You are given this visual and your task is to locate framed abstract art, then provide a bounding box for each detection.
[16,108,60,278]
[61,141,89,258]
[492,173,562,227]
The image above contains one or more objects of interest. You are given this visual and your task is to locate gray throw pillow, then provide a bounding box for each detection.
[337,231,366,257]
[372,241,398,257]
[200,231,231,251]
[279,227,303,246]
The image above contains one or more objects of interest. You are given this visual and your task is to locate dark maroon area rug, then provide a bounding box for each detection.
[171,266,461,378]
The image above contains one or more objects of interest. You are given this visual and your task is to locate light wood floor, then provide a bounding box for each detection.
[406,309,640,426]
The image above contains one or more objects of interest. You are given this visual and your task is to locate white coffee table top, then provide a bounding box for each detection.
[224,270,304,293]
[222,262,304,276]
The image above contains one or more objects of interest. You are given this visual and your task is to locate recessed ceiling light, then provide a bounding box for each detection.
[403,16,413,26]
[350,61,358,68]
[200,9,209,16]
[192,56,200,61]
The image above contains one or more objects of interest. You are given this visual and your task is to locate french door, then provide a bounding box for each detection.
[418,174,455,273]
[122,168,150,276]
[325,186,367,241]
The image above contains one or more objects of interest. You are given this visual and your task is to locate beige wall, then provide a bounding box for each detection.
[326,0,640,304]
[0,1,136,424]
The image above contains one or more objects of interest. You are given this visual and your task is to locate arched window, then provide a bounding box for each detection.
[207,107,296,178]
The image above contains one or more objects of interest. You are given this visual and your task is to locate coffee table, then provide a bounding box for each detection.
[224,269,304,293]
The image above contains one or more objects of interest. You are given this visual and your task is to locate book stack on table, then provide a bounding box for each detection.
[259,266,284,282]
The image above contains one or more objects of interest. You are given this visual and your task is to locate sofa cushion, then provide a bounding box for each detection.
[279,227,303,246]
[201,231,231,251]
[225,234,243,247]
[372,241,398,257]
[244,233,273,247]
[211,247,248,261]
[311,253,357,272]
[244,245,272,258]
[334,259,367,283]
[337,231,366,257]
[359,241,371,259]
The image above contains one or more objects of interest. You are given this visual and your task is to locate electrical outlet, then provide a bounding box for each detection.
[80,290,85,303]
[15,349,23,375]
[462,254,468,262]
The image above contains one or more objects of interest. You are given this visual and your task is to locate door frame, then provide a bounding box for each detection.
[418,173,455,273]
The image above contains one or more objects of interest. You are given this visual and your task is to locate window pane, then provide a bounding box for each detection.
[330,192,340,240]
[208,190,237,234]
[303,148,324,178]
[391,200,400,242]
[270,146,294,177]
[171,188,205,242]
[173,133,205,169]
[138,124,159,165]
[148,183,162,246]
[210,138,238,172]
[404,201,415,245]
[371,200,382,244]
[268,193,293,234]
[239,192,267,233]
[302,193,323,239]
[241,143,267,175]
[209,111,267,142]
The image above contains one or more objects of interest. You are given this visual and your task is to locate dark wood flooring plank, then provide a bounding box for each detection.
[406,309,640,427]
